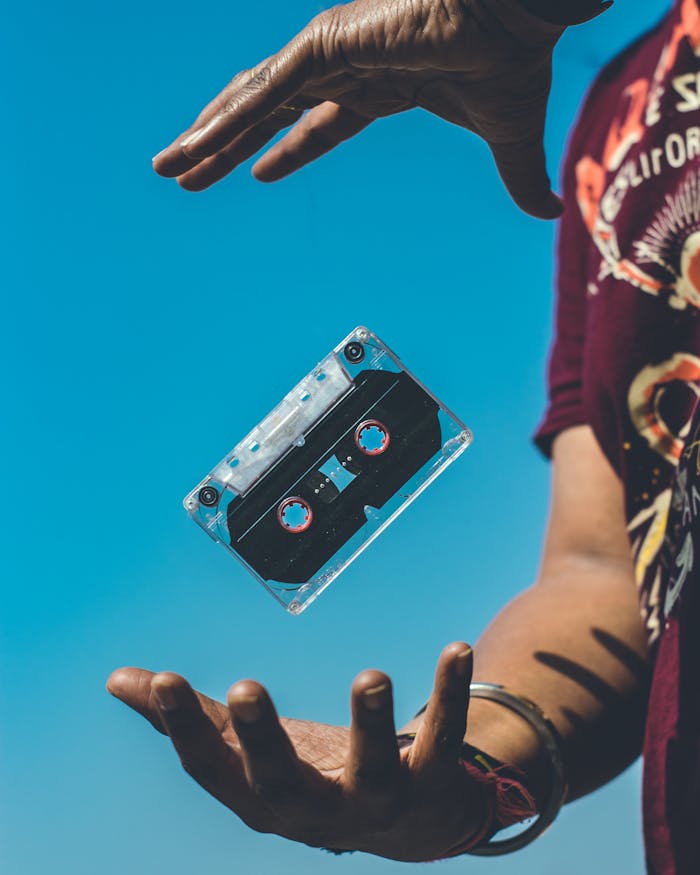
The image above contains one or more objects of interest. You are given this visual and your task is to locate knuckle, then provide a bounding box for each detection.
[304,118,334,148]
[221,65,274,115]
[309,6,344,63]
[311,6,342,29]
[251,65,273,87]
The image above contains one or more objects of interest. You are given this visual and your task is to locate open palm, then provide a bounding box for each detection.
[108,643,487,860]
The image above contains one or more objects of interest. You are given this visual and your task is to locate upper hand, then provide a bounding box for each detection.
[107,642,485,861]
[152,0,567,218]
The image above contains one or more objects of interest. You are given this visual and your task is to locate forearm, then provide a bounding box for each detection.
[404,558,650,806]
[471,558,650,802]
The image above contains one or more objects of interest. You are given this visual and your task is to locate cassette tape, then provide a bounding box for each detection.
[184,327,472,614]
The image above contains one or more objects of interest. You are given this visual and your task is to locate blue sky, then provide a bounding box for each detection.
[2,2,667,873]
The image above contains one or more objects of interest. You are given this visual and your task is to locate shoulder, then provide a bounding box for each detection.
[563,13,671,169]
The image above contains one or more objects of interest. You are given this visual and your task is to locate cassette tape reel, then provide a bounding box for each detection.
[184,327,472,613]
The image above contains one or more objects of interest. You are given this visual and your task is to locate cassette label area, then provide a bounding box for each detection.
[184,327,471,613]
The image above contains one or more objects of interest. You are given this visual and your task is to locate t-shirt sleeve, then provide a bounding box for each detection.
[533,120,593,458]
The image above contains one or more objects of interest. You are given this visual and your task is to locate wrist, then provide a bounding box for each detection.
[402,698,551,807]
[396,733,535,858]
[462,684,567,856]
[465,697,552,807]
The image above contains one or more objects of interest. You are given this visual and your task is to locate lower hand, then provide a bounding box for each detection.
[107,642,485,860]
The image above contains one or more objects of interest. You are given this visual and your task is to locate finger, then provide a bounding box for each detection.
[150,673,243,801]
[107,667,165,732]
[187,60,274,132]
[176,106,305,192]
[344,670,401,803]
[409,643,473,780]
[169,38,314,175]
[253,102,372,182]
[106,667,230,735]
[488,132,563,220]
[227,680,304,806]
[153,58,289,178]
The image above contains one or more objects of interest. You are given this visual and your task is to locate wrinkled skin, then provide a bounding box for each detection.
[151,0,581,217]
[108,643,487,861]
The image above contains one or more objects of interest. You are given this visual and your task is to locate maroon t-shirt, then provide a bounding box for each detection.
[534,2,700,871]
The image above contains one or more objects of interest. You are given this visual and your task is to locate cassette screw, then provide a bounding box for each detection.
[344,341,365,364]
[198,486,219,507]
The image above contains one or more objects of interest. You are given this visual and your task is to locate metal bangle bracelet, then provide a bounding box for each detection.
[466,683,568,856]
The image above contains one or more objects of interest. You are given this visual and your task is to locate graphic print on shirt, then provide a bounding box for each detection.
[626,353,700,641]
[575,0,700,307]
[634,168,700,310]
[572,0,700,645]
[662,403,700,615]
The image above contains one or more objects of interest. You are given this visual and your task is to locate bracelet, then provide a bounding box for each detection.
[515,0,613,26]
[396,733,538,857]
[463,683,568,855]
[324,683,567,858]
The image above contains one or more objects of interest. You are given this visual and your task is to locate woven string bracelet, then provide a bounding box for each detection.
[323,683,567,857]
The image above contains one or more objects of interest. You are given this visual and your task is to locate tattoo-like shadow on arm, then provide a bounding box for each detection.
[533,627,651,797]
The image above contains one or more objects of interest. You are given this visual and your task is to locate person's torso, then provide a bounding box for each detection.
[563,4,700,871]
[572,0,700,644]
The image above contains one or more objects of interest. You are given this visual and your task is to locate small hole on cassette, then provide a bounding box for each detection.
[355,420,390,456]
[249,441,260,453]
[277,497,313,533]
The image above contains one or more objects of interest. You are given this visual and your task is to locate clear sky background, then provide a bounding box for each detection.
[2,2,669,873]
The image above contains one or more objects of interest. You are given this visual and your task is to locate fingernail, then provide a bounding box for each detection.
[363,682,390,711]
[233,694,262,724]
[153,682,178,711]
[454,647,473,677]
[180,129,205,156]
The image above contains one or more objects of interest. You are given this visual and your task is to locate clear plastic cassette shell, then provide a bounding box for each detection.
[184,327,472,614]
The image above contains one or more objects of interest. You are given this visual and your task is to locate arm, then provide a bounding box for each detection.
[107,425,650,859]
[403,424,650,804]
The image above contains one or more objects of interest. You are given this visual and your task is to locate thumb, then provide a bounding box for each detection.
[488,131,562,220]
[107,666,167,734]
